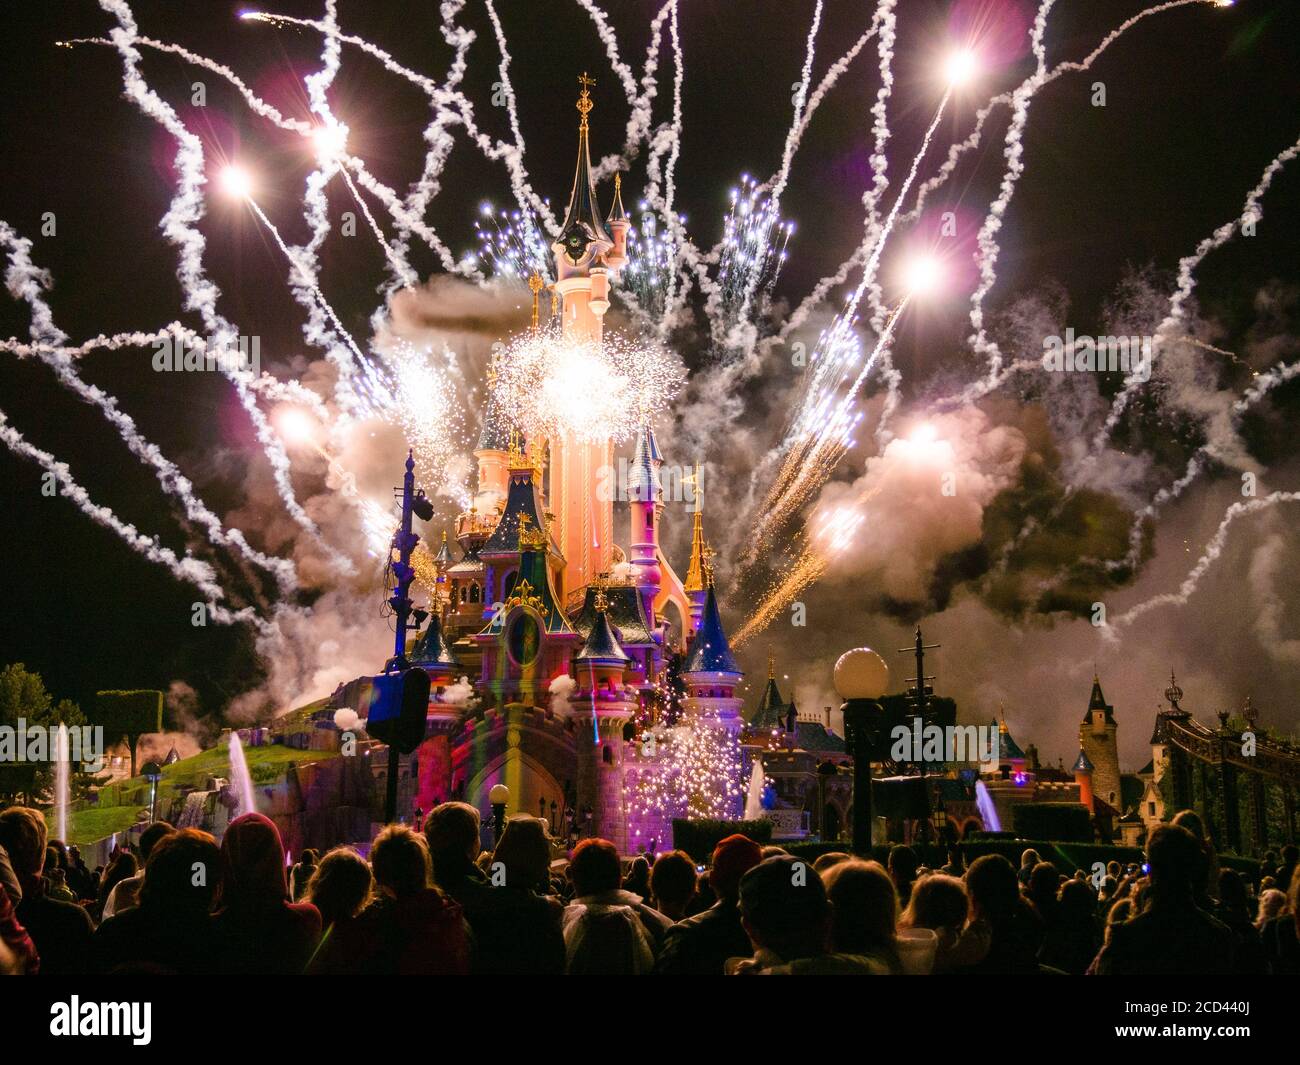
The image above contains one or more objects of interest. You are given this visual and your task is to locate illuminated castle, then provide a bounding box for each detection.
[402,78,743,851]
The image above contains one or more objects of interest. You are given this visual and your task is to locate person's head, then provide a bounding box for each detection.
[1281,844,1298,865]
[759,845,788,859]
[822,859,898,956]
[812,851,852,875]
[1101,875,1117,898]
[141,829,220,915]
[888,845,919,885]
[492,816,552,891]
[218,812,289,908]
[101,849,139,896]
[306,847,373,925]
[965,854,1021,924]
[1171,809,1207,843]
[1028,862,1060,900]
[44,846,61,876]
[298,848,319,868]
[708,834,763,902]
[1145,824,1202,899]
[0,809,48,881]
[1104,897,1132,942]
[568,838,622,897]
[1020,848,1041,870]
[371,824,432,898]
[1289,863,1300,934]
[738,856,830,961]
[1217,869,1249,911]
[47,838,68,869]
[649,851,697,917]
[1255,888,1286,925]
[901,872,967,932]
[1106,860,1121,879]
[1057,877,1094,919]
[69,845,83,866]
[423,801,481,869]
[624,853,650,894]
[138,821,175,866]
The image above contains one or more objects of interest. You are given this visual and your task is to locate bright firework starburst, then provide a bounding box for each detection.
[492,330,685,444]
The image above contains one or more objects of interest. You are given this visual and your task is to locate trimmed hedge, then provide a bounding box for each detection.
[1012,803,1093,843]
[671,818,773,862]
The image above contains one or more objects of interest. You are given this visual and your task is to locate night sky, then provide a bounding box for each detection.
[1,1,1298,768]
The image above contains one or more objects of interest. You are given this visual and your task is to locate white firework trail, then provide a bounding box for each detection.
[905,0,1214,229]
[337,166,420,289]
[769,0,823,206]
[1,222,298,596]
[1111,355,1300,573]
[586,0,674,183]
[1107,490,1300,633]
[781,0,895,340]
[0,407,263,630]
[970,0,1057,383]
[387,1,475,282]
[1095,128,1300,447]
[242,10,558,235]
[95,0,333,556]
[244,197,390,414]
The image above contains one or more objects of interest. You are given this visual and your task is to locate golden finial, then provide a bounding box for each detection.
[517,511,548,551]
[577,72,596,132]
[614,172,621,192]
[528,272,543,333]
[486,352,499,389]
[767,649,775,681]
[702,543,716,587]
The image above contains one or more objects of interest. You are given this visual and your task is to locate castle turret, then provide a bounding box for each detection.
[678,583,745,819]
[1073,748,1095,813]
[604,173,630,269]
[1079,674,1121,810]
[627,423,691,649]
[571,590,637,851]
[682,464,712,634]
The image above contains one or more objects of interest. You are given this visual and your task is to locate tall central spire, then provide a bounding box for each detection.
[557,73,610,264]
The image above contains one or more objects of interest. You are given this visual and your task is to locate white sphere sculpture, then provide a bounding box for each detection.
[832,647,890,700]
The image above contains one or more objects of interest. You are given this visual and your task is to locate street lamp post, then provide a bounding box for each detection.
[833,648,890,858]
[489,783,510,845]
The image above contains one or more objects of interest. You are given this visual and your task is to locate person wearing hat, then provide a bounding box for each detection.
[655,834,763,975]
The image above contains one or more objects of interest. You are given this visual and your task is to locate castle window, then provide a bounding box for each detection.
[1148,802,1155,815]
[460,586,468,603]
[470,583,480,603]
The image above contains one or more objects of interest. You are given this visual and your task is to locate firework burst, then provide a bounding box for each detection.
[492,329,684,444]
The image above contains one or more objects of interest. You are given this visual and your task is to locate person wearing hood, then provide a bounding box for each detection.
[563,838,673,973]
[211,813,321,975]
[93,829,221,974]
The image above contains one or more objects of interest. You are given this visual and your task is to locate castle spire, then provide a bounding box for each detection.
[556,73,610,263]
[684,464,708,594]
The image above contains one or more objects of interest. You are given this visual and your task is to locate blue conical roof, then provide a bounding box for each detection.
[683,586,741,676]
[1072,748,1094,773]
[411,612,459,671]
[627,424,663,502]
[578,608,630,664]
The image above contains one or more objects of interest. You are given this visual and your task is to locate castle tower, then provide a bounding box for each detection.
[548,74,626,603]
[1079,674,1121,810]
[410,611,464,812]
[682,464,712,634]
[571,590,637,851]
[627,423,692,650]
[1073,748,1095,813]
[679,583,745,819]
